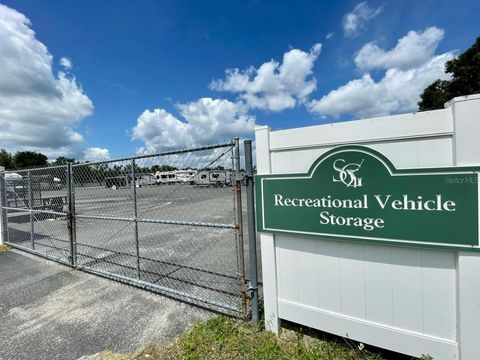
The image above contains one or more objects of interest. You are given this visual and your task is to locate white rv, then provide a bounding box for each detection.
[176,169,197,183]
[155,169,197,184]
[193,170,232,186]
[155,171,178,184]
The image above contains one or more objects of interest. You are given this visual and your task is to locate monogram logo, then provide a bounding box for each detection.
[333,158,364,188]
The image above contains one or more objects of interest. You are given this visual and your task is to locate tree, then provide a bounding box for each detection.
[418,80,450,111]
[0,149,15,170]
[445,36,480,96]
[150,164,177,173]
[13,151,48,169]
[419,36,480,111]
[51,156,75,166]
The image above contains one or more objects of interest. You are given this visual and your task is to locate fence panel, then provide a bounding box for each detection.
[0,142,246,315]
[1,165,71,264]
[71,143,243,314]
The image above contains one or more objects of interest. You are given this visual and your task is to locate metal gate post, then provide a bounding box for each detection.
[0,171,8,245]
[28,170,35,249]
[233,137,247,315]
[131,158,141,279]
[244,140,259,325]
[67,163,77,266]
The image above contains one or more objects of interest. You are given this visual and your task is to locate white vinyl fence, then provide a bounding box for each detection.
[256,94,480,360]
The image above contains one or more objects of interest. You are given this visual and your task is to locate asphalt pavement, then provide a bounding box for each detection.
[0,249,212,360]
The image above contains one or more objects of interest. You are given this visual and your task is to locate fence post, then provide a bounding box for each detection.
[0,167,6,245]
[244,140,259,325]
[28,170,35,250]
[233,137,247,315]
[67,163,77,266]
[131,158,141,279]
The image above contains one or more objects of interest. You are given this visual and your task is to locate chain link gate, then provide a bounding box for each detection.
[0,165,71,264]
[0,140,252,316]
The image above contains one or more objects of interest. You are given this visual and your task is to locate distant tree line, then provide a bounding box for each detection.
[0,149,229,179]
[0,150,82,170]
[0,150,50,170]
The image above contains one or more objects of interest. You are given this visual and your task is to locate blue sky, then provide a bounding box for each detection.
[0,0,479,160]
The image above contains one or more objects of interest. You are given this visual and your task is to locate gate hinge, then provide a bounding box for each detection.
[247,281,258,292]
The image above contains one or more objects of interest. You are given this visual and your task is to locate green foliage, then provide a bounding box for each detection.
[150,164,178,172]
[51,156,76,165]
[446,36,480,97]
[419,36,480,111]
[0,149,15,169]
[96,316,441,360]
[1,150,77,170]
[418,355,434,360]
[13,151,48,169]
[418,80,450,111]
[171,317,384,360]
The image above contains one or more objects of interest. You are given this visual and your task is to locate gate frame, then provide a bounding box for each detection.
[0,140,258,319]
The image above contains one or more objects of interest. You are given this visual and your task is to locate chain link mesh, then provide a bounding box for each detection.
[1,143,242,314]
[1,166,70,264]
[71,144,240,313]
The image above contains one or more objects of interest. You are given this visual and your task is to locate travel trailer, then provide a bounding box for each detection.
[137,173,156,186]
[105,175,129,188]
[175,169,197,183]
[155,171,178,184]
[192,170,232,186]
[155,169,197,184]
[105,173,156,188]
[5,176,65,214]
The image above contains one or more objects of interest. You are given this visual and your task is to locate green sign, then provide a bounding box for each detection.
[256,145,480,251]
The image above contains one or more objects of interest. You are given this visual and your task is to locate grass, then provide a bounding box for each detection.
[93,316,386,360]
[0,244,10,253]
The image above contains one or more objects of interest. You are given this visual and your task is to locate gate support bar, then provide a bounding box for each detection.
[67,163,77,267]
[28,170,35,250]
[233,137,247,316]
[131,158,141,280]
[0,170,7,245]
[244,140,259,325]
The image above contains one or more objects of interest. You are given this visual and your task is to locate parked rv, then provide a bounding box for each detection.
[155,169,197,184]
[193,170,232,187]
[137,173,156,186]
[175,169,197,183]
[155,171,177,184]
[105,175,129,189]
[106,173,156,188]
[5,176,66,214]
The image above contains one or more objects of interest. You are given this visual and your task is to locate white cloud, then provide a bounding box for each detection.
[0,4,93,157]
[326,32,335,40]
[83,147,111,162]
[132,98,255,150]
[355,27,445,71]
[210,44,321,112]
[343,2,381,37]
[309,53,453,118]
[309,27,454,118]
[60,57,72,70]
